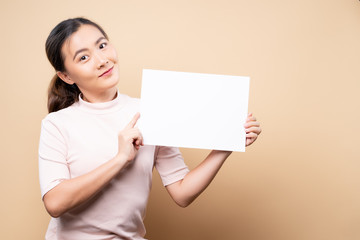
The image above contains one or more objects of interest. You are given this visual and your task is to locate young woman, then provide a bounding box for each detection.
[39,17,261,240]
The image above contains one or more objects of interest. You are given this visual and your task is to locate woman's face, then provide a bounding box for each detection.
[59,24,119,100]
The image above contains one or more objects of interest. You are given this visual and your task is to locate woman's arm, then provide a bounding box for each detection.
[43,155,126,218]
[43,113,143,218]
[165,150,231,207]
[166,113,261,207]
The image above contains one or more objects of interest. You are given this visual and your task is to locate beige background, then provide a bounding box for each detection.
[1,0,360,239]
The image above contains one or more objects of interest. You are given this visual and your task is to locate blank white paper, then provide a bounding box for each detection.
[138,69,250,152]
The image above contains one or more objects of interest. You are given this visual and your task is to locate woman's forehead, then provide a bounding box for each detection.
[62,25,105,57]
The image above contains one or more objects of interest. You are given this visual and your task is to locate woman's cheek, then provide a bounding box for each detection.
[110,47,118,62]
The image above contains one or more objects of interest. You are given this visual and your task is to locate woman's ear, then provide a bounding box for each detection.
[57,71,74,85]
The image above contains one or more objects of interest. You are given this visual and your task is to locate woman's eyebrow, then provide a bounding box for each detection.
[72,36,107,61]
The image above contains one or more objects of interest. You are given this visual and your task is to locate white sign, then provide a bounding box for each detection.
[138,69,250,152]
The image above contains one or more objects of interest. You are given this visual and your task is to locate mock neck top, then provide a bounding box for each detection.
[39,91,189,239]
[76,90,127,114]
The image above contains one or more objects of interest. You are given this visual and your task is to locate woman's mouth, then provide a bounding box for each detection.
[99,66,114,77]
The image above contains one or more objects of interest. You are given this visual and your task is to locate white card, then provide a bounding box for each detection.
[138,69,250,152]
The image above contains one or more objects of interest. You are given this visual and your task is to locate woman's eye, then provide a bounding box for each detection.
[80,56,88,61]
[99,43,107,49]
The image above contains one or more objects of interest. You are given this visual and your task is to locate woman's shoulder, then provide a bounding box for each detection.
[119,93,140,109]
[41,104,79,125]
[120,93,140,103]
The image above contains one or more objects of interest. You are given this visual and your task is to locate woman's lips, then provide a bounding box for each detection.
[99,66,114,77]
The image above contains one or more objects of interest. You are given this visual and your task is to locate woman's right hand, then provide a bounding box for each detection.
[117,112,144,165]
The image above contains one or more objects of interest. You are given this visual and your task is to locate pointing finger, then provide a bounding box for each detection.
[125,112,140,129]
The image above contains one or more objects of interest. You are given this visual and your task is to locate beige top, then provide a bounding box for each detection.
[39,91,189,239]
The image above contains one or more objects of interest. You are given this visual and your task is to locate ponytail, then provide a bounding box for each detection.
[47,75,81,113]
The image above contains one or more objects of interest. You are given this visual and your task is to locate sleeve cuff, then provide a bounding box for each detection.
[162,168,190,186]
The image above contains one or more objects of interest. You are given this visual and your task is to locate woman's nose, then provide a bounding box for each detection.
[95,51,108,68]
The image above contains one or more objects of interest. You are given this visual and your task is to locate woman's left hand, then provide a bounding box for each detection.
[244,113,261,147]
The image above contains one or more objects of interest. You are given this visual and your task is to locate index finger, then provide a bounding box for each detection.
[246,115,257,122]
[125,112,140,129]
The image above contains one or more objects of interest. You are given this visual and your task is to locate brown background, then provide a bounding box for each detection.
[1,0,360,239]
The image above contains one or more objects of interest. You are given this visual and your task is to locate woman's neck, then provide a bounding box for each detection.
[81,87,118,103]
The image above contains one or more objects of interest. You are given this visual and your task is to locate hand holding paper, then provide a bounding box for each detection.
[244,113,261,147]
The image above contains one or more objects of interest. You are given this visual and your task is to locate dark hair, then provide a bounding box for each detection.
[45,17,108,113]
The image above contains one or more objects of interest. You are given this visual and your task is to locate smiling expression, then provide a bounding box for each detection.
[58,24,119,102]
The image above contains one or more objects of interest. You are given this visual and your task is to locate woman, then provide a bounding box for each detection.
[39,17,261,239]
